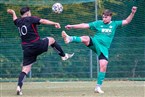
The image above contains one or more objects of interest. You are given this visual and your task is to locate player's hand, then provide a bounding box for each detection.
[65,25,72,30]
[7,9,15,15]
[131,6,137,14]
[54,23,61,29]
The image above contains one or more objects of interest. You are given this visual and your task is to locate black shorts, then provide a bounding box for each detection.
[98,53,108,61]
[22,38,49,66]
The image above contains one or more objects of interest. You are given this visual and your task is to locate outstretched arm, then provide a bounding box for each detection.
[65,23,89,30]
[39,19,61,29]
[7,9,17,21]
[122,6,137,26]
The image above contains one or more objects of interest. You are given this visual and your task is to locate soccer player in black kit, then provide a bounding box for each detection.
[7,7,74,95]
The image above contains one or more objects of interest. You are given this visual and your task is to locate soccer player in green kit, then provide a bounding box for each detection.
[62,6,137,93]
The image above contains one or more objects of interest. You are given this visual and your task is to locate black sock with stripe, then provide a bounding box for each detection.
[51,41,65,57]
[17,72,26,89]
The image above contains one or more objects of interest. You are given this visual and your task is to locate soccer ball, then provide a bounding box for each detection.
[52,3,63,14]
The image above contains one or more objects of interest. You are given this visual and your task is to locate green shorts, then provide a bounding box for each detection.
[88,37,109,59]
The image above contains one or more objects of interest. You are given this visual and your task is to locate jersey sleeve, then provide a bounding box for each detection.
[30,16,41,24]
[14,19,19,26]
[88,21,99,30]
[115,20,123,27]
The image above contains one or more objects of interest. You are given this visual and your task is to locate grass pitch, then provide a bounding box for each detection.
[1,81,144,97]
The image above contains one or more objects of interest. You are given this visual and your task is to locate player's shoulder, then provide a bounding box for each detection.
[89,20,103,26]
[14,17,32,23]
[31,16,40,19]
[110,20,123,26]
[112,20,122,23]
[21,16,40,20]
[96,20,103,22]
[93,20,103,24]
[14,17,21,25]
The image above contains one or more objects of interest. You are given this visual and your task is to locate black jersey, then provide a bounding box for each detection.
[14,16,41,44]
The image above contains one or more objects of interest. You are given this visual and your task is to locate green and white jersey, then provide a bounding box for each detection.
[88,20,122,59]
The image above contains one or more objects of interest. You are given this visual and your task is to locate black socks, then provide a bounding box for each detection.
[51,41,65,57]
[18,72,26,88]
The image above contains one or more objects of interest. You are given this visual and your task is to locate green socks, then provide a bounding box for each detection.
[97,72,106,85]
[70,36,82,43]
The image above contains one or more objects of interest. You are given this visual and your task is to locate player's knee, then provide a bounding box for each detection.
[81,36,90,45]
[81,36,89,41]
[22,65,32,74]
[47,37,55,46]
[100,68,107,72]
[100,64,107,72]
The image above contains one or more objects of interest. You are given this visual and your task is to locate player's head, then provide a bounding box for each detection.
[102,9,112,24]
[20,7,31,17]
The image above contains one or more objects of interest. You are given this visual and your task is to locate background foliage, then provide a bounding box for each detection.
[0,0,145,80]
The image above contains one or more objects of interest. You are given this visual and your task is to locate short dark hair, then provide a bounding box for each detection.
[20,7,30,15]
[102,9,112,16]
